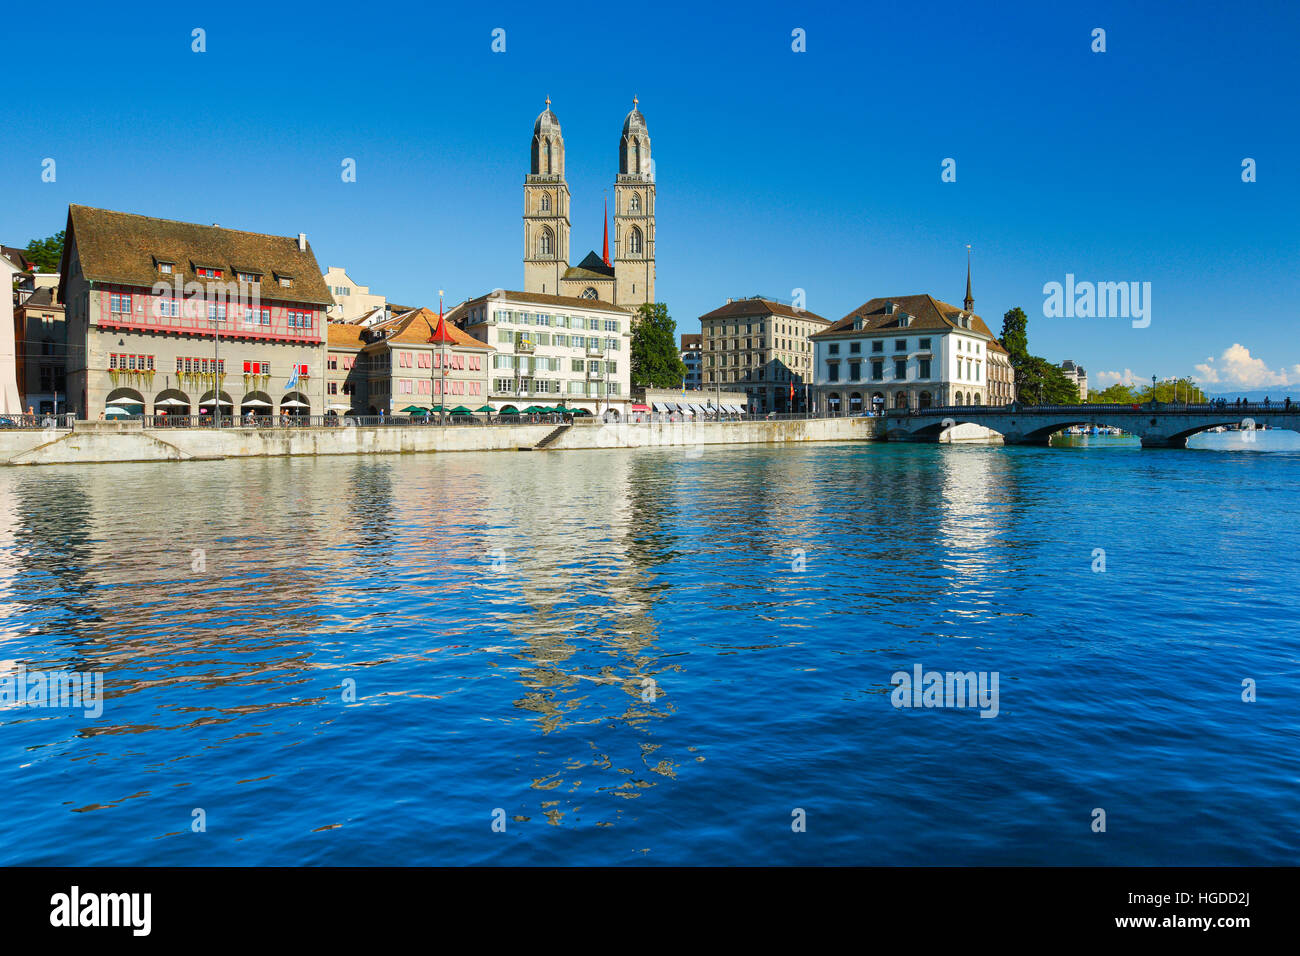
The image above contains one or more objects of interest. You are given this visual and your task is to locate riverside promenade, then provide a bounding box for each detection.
[0,415,880,466]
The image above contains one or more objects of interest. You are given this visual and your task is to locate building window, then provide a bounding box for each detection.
[278,276,293,288]
[919,338,931,350]
[629,226,643,255]
[237,272,261,285]
[828,343,839,355]
[919,358,932,379]
[541,193,551,212]
[871,340,883,353]
[849,342,860,354]
[871,360,883,381]
[580,287,599,299]
[196,267,223,279]
[895,339,907,351]
[895,359,907,379]
[158,261,174,275]
[539,228,554,257]
[848,361,861,382]
[110,293,132,314]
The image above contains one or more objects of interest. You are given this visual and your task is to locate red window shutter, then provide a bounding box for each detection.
[243,361,251,373]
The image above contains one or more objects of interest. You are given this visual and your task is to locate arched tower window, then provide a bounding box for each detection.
[540,193,551,212]
[629,193,641,213]
[580,287,599,300]
[629,226,643,255]
[539,227,554,257]
[633,139,641,174]
[545,140,553,175]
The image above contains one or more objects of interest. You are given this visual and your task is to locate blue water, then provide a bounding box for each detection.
[1,436,1297,865]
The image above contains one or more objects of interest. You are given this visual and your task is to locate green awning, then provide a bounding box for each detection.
[400,405,427,413]
[450,405,473,414]
[474,405,493,413]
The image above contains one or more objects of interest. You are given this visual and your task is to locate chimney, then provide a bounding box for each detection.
[297,233,307,252]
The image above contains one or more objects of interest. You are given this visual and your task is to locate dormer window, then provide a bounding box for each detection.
[236,272,260,285]
[852,317,863,330]
[157,260,174,275]
[275,273,294,288]
[196,266,224,279]
[885,301,897,314]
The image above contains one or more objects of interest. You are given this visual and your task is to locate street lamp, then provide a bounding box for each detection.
[1151,374,1157,407]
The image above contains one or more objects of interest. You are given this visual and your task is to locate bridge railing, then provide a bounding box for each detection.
[887,401,1296,417]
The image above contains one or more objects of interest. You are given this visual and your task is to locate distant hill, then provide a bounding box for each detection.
[1207,387,1298,401]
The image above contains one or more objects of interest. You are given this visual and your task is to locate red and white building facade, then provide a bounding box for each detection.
[58,205,331,419]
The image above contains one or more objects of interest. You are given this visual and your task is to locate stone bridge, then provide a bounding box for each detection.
[883,402,1300,448]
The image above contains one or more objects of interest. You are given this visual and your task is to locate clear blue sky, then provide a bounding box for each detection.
[8,0,1299,391]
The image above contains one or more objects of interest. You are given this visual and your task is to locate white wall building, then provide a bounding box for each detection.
[811,294,1001,413]
[323,266,388,323]
[0,252,25,413]
[450,290,632,418]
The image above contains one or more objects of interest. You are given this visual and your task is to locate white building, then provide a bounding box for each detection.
[811,294,1001,413]
[1060,360,1087,400]
[0,251,25,413]
[680,333,702,388]
[323,266,388,323]
[450,290,632,418]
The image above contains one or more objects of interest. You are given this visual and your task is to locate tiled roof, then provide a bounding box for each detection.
[327,323,366,348]
[812,294,997,339]
[17,287,61,309]
[699,297,831,325]
[380,308,492,349]
[456,289,631,313]
[60,205,333,307]
[565,251,615,280]
[680,333,702,349]
[1,246,33,272]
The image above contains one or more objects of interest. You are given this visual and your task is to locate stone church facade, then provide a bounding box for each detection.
[523,98,656,309]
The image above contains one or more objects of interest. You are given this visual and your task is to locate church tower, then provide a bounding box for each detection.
[524,99,571,296]
[613,98,655,308]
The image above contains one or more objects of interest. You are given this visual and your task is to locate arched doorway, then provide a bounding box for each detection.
[971,393,981,405]
[849,392,863,412]
[918,391,933,410]
[240,390,273,423]
[895,392,909,409]
[198,390,234,423]
[153,388,190,424]
[280,391,311,418]
[954,391,964,406]
[828,392,841,414]
[105,387,145,416]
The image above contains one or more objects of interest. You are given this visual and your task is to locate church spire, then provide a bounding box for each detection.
[963,244,974,313]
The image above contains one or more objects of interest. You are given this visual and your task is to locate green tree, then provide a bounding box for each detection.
[998,307,1029,364]
[1017,355,1081,405]
[24,230,64,273]
[1137,377,1206,404]
[630,302,687,388]
[1090,383,1141,404]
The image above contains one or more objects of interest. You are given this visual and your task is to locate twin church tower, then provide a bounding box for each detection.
[523,98,656,308]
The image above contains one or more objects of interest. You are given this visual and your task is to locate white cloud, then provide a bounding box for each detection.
[1194,344,1293,388]
[1095,368,1140,387]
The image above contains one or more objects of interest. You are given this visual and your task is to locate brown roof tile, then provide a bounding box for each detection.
[61,204,333,307]
[327,323,366,348]
[699,297,831,324]
[379,308,492,349]
[812,294,997,339]
[458,289,631,313]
